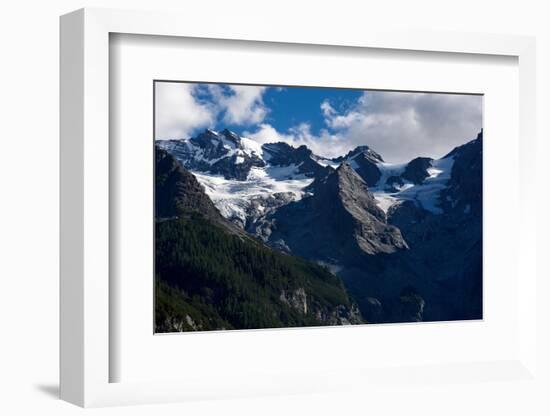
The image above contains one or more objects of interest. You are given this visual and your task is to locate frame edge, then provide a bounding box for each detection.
[59,8,85,407]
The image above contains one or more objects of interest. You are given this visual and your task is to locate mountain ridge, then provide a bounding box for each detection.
[157,128,478,224]
[157,128,483,324]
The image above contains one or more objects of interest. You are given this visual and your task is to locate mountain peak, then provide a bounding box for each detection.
[220,128,238,138]
[354,145,372,153]
[269,152,407,258]
[442,129,482,159]
[193,128,241,145]
[198,128,220,139]
[342,145,384,163]
[261,141,327,180]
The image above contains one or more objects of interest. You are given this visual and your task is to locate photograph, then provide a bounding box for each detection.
[154,81,483,332]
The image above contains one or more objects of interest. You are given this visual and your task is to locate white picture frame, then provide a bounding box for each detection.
[60,7,538,408]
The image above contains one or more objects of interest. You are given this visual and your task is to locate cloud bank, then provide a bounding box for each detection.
[156,82,482,163]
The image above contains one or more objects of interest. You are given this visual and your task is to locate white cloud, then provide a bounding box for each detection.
[154,82,215,140]
[322,92,483,162]
[321,100,362,129]
[155,83,269,141]
[244,122,349,159]
[210,85,268,126]
[244,123,292,145]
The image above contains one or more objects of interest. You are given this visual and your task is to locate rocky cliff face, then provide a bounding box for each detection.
[257,162,408,265]
[279,287,363,325]
[362,132,483,322]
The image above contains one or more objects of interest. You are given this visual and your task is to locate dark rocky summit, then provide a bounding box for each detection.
[259,162,408,264]
[333,145,384,187]
[402,157,433,185]
[262,142,331,179]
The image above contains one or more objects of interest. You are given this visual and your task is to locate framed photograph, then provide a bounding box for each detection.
[60,8,538,408]
[153,80,483,332]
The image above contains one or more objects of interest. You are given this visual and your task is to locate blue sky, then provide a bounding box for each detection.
[240,86,362,137]
[155,81,482,162]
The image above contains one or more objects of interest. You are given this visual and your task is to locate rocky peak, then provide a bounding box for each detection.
[440,130,483,214]
[333,161,367,185]
[190,128,219,146]
[443,129,482,159]
[219,128,241,145]
[336,145,384,164]
[401,157,434,185]
[269,160,408,258]
[327,162,387,224]
[262,142,312,164]
[262,141,329,179]
[338,150,383,187]
[190,128,240,150]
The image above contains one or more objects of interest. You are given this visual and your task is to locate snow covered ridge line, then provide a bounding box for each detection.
[157,128,481,220]
[371,156,455,215]
[156,128,329,175]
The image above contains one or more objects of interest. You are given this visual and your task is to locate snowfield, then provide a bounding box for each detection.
[193,164,314,224]
[371,156,455,214]
[194,152,454,222]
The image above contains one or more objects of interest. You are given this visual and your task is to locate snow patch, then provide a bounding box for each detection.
[240,136,264,158]
[396,156,455,214]
[372,193,402,214]
[367,157,454,215]
[316,158,340,169]
[373,162,408,188]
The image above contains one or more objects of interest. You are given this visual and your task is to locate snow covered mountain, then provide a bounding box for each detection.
[156,128,483,323]
[157,128,265,181]
[157,129,332,227]
[157,128,469,227]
